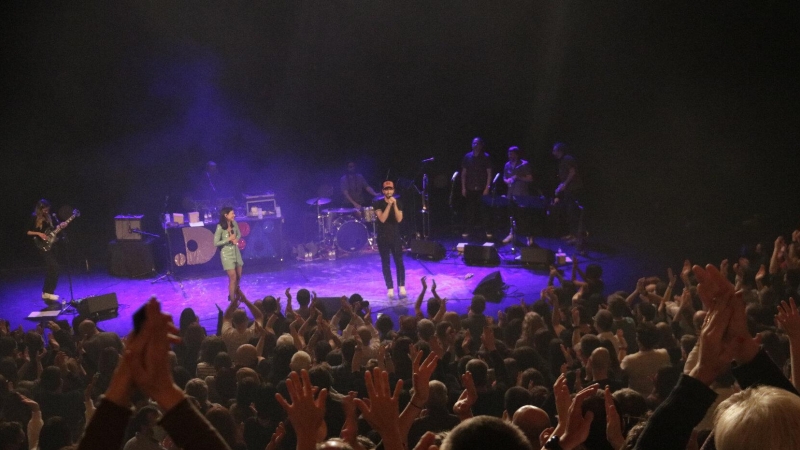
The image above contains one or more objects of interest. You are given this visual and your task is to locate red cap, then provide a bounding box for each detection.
[383,180,394,189]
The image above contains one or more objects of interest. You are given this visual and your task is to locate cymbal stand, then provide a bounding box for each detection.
[314,201,326,242]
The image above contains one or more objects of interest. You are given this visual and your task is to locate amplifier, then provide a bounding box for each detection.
[114,215,144,240]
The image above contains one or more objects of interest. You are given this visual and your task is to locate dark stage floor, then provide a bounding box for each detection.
[0,235,650,337]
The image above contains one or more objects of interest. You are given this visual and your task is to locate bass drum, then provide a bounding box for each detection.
[334,219,369,252]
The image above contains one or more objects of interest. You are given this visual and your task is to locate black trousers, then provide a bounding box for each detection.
[41,250,60,294]
[464,189,488,234]
[509,200,533,237]
[553,191,581,236]
[378,236,405,289]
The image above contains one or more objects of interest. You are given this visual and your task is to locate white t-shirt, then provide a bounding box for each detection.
[620,348,672,395]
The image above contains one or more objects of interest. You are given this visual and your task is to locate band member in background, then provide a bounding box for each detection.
[374,180,406,299]
[461,137,493,239]
[341,161,379,209]
[27,199,61,304]
[552,142,583,243]
[502,146,536,247]
[214,207,244,301]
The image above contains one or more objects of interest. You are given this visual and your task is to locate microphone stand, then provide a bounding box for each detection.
[60,226,78,315]
[152,197,185,297]
[449,171,458,237]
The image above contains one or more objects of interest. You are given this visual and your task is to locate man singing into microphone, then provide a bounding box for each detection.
[374,180,406,299]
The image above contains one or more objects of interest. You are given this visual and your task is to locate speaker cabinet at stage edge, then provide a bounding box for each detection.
[520,247,555,267]
[473,271,506,303]
[77,292,119,320]
[463,244,500,266]
[109,238,156,278]
[410,239,446,260]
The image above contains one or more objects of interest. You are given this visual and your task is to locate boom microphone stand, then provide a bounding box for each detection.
[151,197,185,297]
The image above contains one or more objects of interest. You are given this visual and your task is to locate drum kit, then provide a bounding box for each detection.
[305,197,373,254]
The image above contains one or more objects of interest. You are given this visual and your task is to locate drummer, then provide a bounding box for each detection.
[341,161,380,210]
[501,146,536,247]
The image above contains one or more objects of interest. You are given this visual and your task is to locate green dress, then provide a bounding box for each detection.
[214,221,244,270]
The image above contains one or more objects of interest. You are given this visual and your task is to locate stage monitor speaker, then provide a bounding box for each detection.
[473,271,506,303]
[77,293,119,319]
[410,239,446,260]
[520,247,555,267]
[464,245,500,266]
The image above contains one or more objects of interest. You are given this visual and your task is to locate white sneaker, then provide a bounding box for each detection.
[42,293,60,301]
[399,286,407,297]
[387,288,395,299]
[502,233,515,244]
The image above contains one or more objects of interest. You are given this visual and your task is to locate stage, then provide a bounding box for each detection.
[0,234,650,337]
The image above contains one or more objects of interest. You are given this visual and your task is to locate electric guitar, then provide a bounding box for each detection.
[34,209,80,252]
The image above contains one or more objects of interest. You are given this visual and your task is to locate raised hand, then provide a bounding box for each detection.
[124,298,183,408]
[354,369,403,447]
[431,278,437,294]
[559,384,599,450]
[604,387,624,450]
[411,351,440,406]
[275,370,328,448]
[340,392,366,450]
[552,374,573,433]
[453,371,478,419]
[776,298,800,339]
[266,422,286,450]
[420,276,428,291]
[756,264,766,282]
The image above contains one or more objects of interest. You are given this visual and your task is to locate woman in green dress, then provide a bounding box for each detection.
[214,207,243,301]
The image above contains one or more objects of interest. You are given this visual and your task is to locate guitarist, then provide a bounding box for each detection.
[27,199,61,304]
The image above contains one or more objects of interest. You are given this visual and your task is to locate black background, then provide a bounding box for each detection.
[3,1,798,270]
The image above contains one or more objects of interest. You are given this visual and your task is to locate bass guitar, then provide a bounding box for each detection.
[34,209,80,252]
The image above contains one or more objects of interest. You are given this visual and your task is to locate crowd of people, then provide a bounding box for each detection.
[2,226,800,450]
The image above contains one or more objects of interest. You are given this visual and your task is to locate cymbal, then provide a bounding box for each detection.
[373,194,401,201]
[306,197,331,206]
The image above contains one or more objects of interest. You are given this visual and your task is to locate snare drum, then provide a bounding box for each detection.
[361,206,376,222]
[334,219,369,252]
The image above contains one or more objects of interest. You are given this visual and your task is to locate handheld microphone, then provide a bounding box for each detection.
[422,157,434,163]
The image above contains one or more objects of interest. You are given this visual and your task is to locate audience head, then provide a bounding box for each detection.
[512,405,550,448]
[504,386,533,418]
[77,319,98,339]
[418,319,435,341]
[234,344,259,368]
[589,346,611,375]
[465,359,489,388]
[441,416,532,450]
[231,309,248,328]
[179,307,199,331]
[593,310,613,332]
[290,351,312,372]
[714,385,800,450]
[470,295,487,315]
[426,380,448,410]
[297,289,311,307]
[635,322,660,351]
